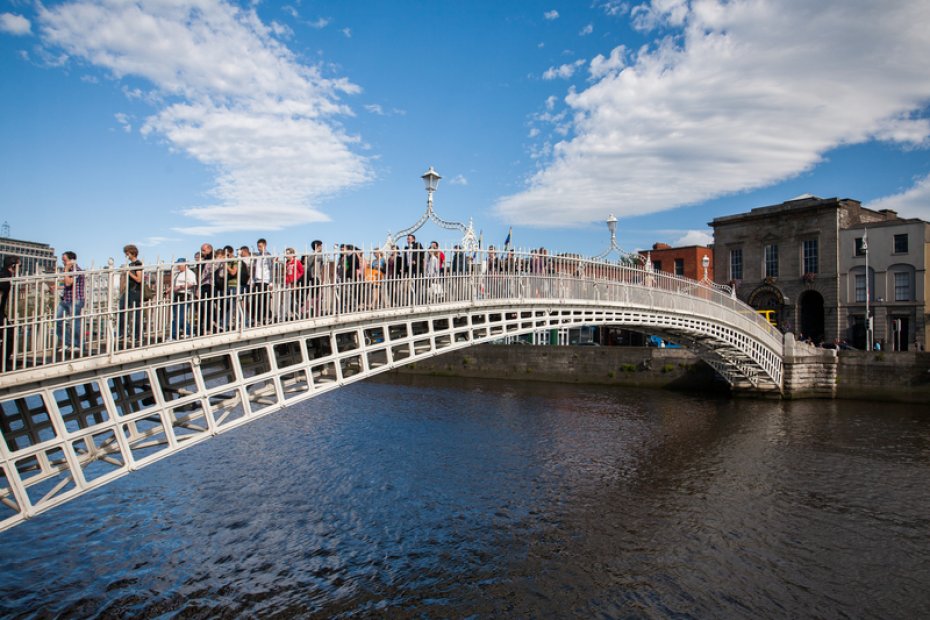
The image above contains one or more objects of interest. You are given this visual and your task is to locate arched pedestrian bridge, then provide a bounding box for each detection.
[0,250,784,530]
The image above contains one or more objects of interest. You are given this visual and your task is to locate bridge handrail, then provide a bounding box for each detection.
[0,247,781,377]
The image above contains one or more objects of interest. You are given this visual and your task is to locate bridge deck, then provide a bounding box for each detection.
[0,250,784,530]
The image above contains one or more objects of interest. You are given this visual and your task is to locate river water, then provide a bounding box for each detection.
[1,376,929,618]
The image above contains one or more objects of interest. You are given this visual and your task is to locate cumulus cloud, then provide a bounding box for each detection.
[0,12,30,35]
[449,174,468,186]
[544,10,559,20]
[866,173,930,222]
[579,23,594,36]
[498,0,930,227]
[671,229,713,247]
[36,0,369,235]
[542,59,585,80]
[589,45,626,79]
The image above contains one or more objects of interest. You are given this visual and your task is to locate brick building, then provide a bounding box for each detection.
[638,243,714,282]
[709,195,918,346]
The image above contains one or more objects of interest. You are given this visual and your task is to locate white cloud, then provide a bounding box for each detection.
[37,0,370,235]
[0,12,31,35]
[365,104,384,115]
[579,23,594,36]
[498,0,930,227]
[449,174,468,186]
[866,173,930,222]
[589,45,626,79]
[631,0,688,31]
[543,58,585,80]
[544,10,559,20]
[114,112,132,133]
[341,27,351,38]
[269,20,292,38]
[671,229,713,247]
[308,17,331,29]
[600,1,630,17]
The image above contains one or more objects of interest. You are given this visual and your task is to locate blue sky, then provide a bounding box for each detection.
[2,0,930,267]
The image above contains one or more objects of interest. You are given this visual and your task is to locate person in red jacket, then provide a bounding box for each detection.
[284,248,304,320]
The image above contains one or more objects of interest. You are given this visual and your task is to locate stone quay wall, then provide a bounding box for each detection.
[393,343,930,403]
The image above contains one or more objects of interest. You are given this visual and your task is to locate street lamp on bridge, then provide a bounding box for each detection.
[702,254,710,282]
[386,166,478,251]
[594,214,642,265]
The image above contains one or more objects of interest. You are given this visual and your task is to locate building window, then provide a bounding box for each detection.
[855,237,866,256]
[894,233,908,254]
[653,260,662,272]
[764,244,779,278]
[894,272,910,301]
[729,249,743,280]
[674,258,684,276]
[855,274,866,302]
[802,239,818,274]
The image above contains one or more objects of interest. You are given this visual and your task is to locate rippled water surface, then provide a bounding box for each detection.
[2,376,929,618]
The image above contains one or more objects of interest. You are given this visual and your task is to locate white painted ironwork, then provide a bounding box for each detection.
[0,247,784,531]
[385,167,478,251]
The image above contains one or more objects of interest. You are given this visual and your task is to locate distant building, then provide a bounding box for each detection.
[839,218,928,351]
[0,236,57,275]
[638,243,714,281]
[710,194,925,348]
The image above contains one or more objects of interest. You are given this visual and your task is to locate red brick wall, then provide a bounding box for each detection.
[639,246,714,281]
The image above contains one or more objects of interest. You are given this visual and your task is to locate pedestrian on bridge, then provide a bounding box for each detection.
[117,245,143,348]
[170,258,197,340]
[55,251,85,354]
[250,238,274,325]
[0,256,20,370]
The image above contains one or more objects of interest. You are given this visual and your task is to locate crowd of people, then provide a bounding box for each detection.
[0,234,563,368]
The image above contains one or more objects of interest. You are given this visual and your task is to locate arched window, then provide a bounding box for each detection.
[889,264,915,302]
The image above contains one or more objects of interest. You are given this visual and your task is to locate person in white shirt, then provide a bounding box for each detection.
[251,238,275,324]
[171,258,198,339]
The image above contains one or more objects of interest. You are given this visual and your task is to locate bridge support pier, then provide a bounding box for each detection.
[779,333,838,399]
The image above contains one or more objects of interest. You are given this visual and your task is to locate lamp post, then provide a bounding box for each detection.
[594,213,638,263]
[606,214,618,247]
[422,165,441,211]
[702,254,710,282]
[386,166,478,252]
[863,228,871,351]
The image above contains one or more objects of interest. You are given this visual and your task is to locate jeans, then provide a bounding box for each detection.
[171,296,192,339]
[56,299,85,349]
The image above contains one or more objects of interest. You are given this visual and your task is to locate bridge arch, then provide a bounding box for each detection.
[0,252,783,530]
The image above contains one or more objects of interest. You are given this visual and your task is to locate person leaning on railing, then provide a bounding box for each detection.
[250,238,274,326]
[0,256,20,370]
[117,244,144,347]
[170,258,197,340]
[56,251,86,353]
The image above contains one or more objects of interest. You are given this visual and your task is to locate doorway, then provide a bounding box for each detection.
[799,290,825,344]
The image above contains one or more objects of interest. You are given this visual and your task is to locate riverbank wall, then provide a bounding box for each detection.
[393,344,930,403]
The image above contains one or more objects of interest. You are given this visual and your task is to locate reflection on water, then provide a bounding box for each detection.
[2,375,929,617]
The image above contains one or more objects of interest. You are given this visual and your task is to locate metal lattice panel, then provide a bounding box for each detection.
[0,257,786,531]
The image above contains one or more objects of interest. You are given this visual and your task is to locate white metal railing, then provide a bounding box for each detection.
[0,247,782,376]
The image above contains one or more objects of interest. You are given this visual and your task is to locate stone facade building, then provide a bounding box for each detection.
[839,219,928,351]
[709,195,910,346]
[0,236,56,275]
